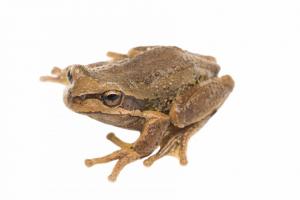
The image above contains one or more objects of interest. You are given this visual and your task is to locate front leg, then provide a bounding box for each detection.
[40,66,70,85]
[85,112,169,182]
[106,132,132,149]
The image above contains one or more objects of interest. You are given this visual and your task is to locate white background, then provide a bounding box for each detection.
[1,0,300,199]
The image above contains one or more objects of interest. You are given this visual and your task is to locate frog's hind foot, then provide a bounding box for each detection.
[107,46,158,61]
[143,121,204,167]
[143,133,188,167]
[106,51,128,61]
[127,46,156,57]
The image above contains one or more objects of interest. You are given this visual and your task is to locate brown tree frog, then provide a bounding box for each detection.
[40,46,234,181]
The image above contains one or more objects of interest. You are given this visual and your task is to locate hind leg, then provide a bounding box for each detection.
[143,118,208,166]
[127,46,158,57]
[107,46,159,61]
[106,51,128,61]
[144,76,234,166]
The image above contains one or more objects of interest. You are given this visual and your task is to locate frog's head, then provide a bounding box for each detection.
[63,65,144,116]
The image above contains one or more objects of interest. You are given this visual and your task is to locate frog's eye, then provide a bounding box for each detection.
[67,70,73,83]
[102,91,123,107]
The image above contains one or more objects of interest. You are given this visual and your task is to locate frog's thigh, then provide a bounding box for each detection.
[170,75,234,128]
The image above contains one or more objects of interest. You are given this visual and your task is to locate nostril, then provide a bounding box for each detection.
[73,96,82,104]
[80,95,87,100]
[221,75,235,91]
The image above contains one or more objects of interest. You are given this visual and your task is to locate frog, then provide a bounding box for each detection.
[40,46,234,182]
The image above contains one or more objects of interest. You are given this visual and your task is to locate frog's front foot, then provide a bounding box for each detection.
[106,132,132,149]
[85,133,138,182]
[85,113,169,182]
[40,66,68,85]
[85,148,140,182]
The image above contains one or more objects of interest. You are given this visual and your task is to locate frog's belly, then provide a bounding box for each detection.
[86,113,145,131]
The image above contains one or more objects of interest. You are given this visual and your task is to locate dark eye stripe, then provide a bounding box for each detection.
[73,91,123,107]
[119,95,146,111]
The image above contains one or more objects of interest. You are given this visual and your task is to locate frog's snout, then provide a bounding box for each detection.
[221,75,234,91]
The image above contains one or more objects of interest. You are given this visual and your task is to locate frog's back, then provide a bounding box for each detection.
[127,46,219,78]
[87,46,220,112]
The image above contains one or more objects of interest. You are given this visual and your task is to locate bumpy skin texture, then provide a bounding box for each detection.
[41,46,234,181]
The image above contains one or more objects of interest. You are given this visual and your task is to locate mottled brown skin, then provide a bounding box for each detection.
[41,46,234,181]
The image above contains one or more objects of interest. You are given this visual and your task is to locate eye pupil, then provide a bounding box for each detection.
[103,91,123,107]
[106,94,119,101]
[67,70,73,83]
